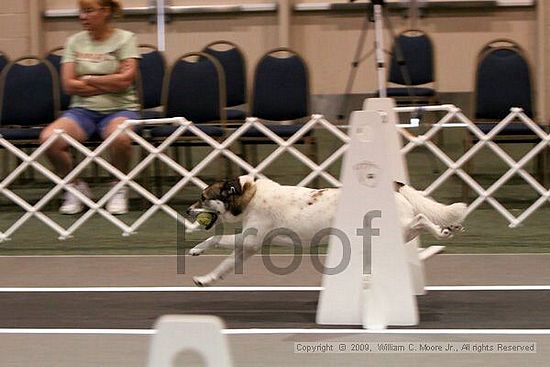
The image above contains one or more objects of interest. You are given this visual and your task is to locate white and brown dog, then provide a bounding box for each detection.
[186,175,467,286]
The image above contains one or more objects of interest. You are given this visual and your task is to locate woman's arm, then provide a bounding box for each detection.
[61,62,104,97]
[81,58,138,93]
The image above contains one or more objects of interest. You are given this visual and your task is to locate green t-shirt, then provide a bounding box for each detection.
[62,28,141,112]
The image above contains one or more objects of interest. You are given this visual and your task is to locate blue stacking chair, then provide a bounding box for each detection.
[0,56,59,143]
[148,52,228,189]
[473,39,535,136]
[203,40,247,121]
[154,51,226,132]
[138,44,166,119]
[44,47,71,111]
[251,48,309,122]
[465,39,546,192]
[241,48,316,170]
[377,29,438,105]
[0,56,59,180]
[0,51,8,73]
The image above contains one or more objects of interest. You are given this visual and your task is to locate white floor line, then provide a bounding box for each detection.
[223,329,550,336]
[0,286,323,292]
[0,253,549,259]
[0,285,550,292]
[0,328,548,336]
[0,254,323,258]
[425,285,550,291]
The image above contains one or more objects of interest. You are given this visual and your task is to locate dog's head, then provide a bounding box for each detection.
[187,176,257,228]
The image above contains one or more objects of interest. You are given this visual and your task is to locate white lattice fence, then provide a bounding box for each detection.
[0,104,547,241]
[0,115,347,241]
[396,104,549,228]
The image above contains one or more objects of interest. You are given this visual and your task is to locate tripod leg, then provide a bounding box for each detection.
[338,11,374,123]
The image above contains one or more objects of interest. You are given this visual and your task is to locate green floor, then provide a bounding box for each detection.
[1,123,550,255]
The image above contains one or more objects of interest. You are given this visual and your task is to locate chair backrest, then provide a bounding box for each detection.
[44,46,71,111]
[0,56,59,127]
[0,51,9,73]
[162,52,226,123]
[138,44,166,110]
[474,39,533,120]
[388,30,434,86]
[251,48,310,121]
[203,40,247,108]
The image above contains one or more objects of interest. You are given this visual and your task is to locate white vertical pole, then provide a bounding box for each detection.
[374,4,387,97]
[29,0,43,55]
[156,0,166,51]
[278,0,291,47]
[536,0,547,121]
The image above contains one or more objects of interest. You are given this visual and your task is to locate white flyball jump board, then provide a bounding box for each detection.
[148,315,233,367]
[364,98,427,296]
[316,102,418,329]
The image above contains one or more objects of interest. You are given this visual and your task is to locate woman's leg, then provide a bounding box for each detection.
[100,112,138,214]
[101,116,135,174]
[39,117,88,177]
[39,114,93,214]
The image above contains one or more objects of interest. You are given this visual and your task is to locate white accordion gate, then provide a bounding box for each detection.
[0,104,548,241]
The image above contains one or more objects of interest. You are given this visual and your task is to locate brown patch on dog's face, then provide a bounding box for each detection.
[230,181,256,216]
[191,178,257,218]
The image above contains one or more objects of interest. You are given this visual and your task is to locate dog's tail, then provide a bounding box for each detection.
[396,182,467,227]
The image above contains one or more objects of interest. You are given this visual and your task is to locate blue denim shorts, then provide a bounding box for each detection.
[62,108,140,139]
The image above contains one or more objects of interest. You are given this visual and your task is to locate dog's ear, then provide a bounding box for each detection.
[221,178,242,198]
[228,181,257,216]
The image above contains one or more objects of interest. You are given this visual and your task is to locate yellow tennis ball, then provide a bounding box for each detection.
[196,212,213,227]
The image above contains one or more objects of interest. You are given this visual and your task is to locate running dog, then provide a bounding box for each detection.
[186,176,467,286]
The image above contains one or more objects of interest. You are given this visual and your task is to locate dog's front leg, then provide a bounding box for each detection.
[188,234,241,256]
[193,236,260,287]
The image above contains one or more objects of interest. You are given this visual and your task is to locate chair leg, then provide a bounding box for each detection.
[23,147,35,182]
[219,138,233,179]
[154,146,162,197]
[306,137,320,188]
[184,146,192,170]
[238,142,249,175]
[251,145,259,167]
[240,142,258,167]
[545,147,550,188]
[222,154,233,179]
[462,135,474,202]
[139,147,150,209]
[422,148,440,175]
[536,145,548,187]
[174,145,182,167]
[2,149,9,180]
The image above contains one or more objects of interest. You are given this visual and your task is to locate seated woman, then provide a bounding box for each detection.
[40,0,140,215]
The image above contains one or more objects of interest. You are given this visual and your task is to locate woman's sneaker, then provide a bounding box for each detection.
[106,185,128,215]
[59,181,93,215]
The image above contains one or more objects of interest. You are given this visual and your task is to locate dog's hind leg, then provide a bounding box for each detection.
[188,234,242,256]
[408,214,452,242]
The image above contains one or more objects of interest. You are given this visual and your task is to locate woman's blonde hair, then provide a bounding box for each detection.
[79,0,123,18]
[101,0,123,17]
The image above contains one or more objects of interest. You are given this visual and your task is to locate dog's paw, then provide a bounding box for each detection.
[440,228,454,238]
[448,224,465,233]
[193,274,217,287]
[188,247,204,256]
